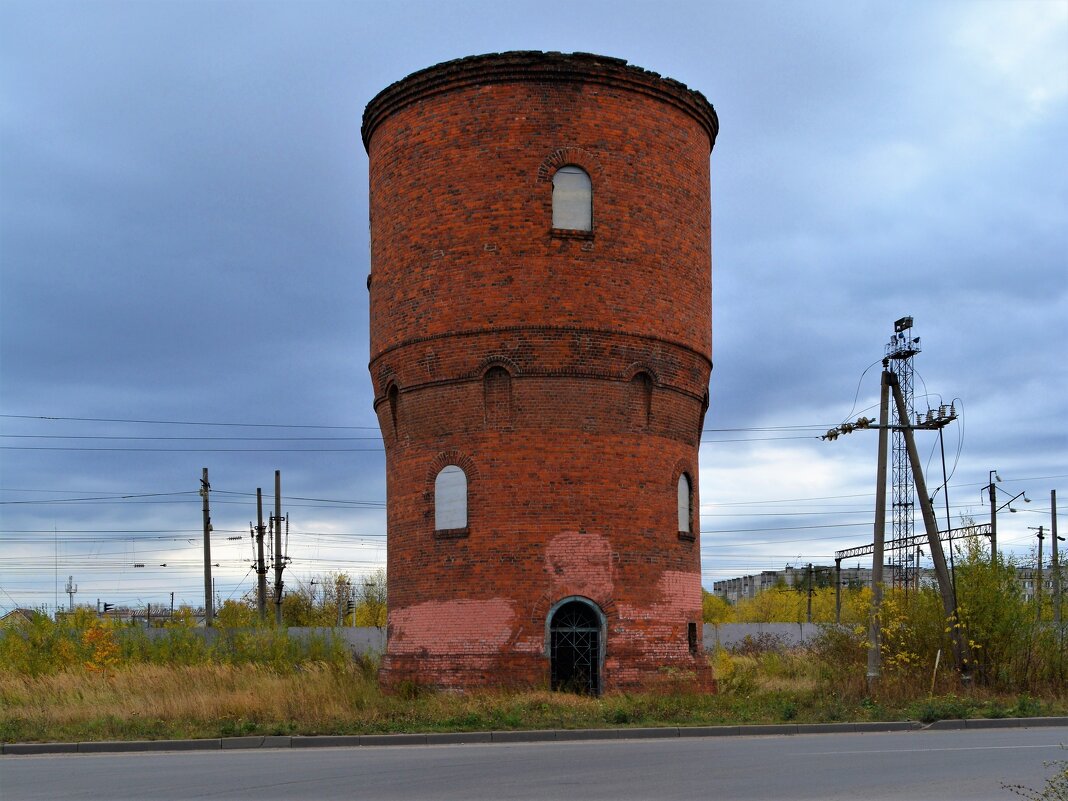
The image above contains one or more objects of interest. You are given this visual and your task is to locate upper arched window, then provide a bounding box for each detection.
[677,474,692,534]
[552,165,592,231]
[631,371,653,428]
[435,465,468,530]
[483,365,513,429]
[387,384,399,435]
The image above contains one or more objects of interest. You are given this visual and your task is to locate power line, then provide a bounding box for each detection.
[0,414,377,430]
[1,446,384,452]
[2,434,383,441]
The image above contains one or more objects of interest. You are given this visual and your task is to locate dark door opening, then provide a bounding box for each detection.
[549,599,601,695]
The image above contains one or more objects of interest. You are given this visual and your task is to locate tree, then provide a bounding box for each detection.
[215,599,256,628]
[702,590,734,623]
[734,586,804,623]
[353,569,387,628]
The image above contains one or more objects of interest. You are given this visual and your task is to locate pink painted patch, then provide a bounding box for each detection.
[389,598,516,655]
[616,569,701,622]
[544,531,614,600]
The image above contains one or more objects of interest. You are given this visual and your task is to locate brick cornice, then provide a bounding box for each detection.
[363,51,719,152]
[370,323,713,371]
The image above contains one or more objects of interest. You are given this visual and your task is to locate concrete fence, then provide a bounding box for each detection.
[703,623,834,650]
[120,624,827,655]
[124,626,386,655]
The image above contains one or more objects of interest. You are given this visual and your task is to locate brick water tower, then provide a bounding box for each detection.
[362,52,718,693]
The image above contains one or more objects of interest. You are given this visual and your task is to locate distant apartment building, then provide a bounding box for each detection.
[712,564,905,603]
[714,563,1063,607]
[1013,566,1062,604]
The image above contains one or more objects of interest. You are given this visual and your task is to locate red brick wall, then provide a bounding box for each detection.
[363,52,718,692]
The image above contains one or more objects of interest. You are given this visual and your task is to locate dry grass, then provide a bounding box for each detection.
[3,654,1066,744]
[2,601,1066,743]
[0,662,375,741]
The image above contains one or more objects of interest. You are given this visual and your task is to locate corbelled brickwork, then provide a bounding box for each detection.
[362,51,718,692]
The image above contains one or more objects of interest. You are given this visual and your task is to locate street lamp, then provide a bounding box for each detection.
[984,469,1030,566]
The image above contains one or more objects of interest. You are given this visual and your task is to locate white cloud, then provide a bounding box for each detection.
[952,0,1068,122]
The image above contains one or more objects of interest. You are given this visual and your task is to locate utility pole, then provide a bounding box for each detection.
[255,488,267,619]
[827,320,965,682]
[834,557,842,624]
[1031,526,1045,621]
[273,470,284,626]
[889,372,971,678]
[868,365,891,686]
[806,563,814,624]
[1052,490,1062,627]
[201,468,214,626]
[65,575,77,611]
[988,470,999,566]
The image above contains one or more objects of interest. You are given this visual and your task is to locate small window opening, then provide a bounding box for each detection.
[387,385,399,436]
[677,474,692,535]
[484,366,513,429]
[435,465,467,531]
[631,372,653,427]
[552,165,592,231]
[688,621,699,656]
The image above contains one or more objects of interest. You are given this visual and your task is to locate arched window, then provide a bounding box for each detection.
[387,384,399,435]
[677,473,692,534]
[552,165,592,231]
[630,371,653,427]
[435,465,467,530]
[484,366,513,429]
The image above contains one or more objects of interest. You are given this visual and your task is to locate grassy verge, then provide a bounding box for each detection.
[2,605,1065,744]
[2,653,1065,744]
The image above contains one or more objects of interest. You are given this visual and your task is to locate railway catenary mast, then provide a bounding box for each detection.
[886,317,920,588]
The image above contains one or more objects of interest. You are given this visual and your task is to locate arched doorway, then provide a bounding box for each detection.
[548,598,603,695]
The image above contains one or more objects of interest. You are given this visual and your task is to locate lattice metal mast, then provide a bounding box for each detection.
[886,317,920,588]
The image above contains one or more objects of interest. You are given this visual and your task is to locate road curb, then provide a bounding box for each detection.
[4,716,1066,755]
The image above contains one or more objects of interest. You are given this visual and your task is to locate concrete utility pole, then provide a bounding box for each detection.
[868,365,891,686]
[273,470,284,626]
[888,372,971,678]
[1032,526,1045,621]
[985,474,1030,568]
[201,468,214,626]
[1053,490,1062,627]
[255,488,267,619]
[988,471,999,566]
[834,557,843,624]
[250,489,265,619]
[806,563,814,623]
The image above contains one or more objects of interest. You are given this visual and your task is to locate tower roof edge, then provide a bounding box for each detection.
[361,51,718,153]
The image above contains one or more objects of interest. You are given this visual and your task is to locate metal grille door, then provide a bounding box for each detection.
[550,601,601,695]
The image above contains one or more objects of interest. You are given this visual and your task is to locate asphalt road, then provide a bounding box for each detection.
[3,727,1065,801]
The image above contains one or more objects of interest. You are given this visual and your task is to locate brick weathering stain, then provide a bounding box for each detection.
[362,52,718,692]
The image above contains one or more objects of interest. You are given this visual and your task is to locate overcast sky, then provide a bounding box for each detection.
[1,0,1065,615]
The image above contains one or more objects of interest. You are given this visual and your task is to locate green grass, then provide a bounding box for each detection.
[1,610,1065,744]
